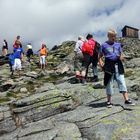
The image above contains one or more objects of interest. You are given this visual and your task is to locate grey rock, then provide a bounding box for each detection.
[20,88,28,93]
[35,83,55,93]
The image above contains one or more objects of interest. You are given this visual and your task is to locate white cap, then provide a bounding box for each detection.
[108,28,117,35]
[27,44,32,49]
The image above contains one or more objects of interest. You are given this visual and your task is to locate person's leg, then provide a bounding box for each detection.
[85,64,89,79]
[122,92,129,101]
[107,95,111,103]
[13,59,17,71]
[75,71,81,83]
[116,73,135,105]
[9,62,12,72]
[82,54,90,82]
[106,74,114,107]
[40,56,43,69]
[27,56,30,62]
[13,59,18,75]
[43,64,45,69]
[11,65,15,76]
[17,59,22,76]
[43,56,46,69]
[85,59,91,80]
[92,58,98,82]
[5,49,8,56]
[115,65,135,105]
[81,70,86,84]
[2,49,5,56]
[74,53,83,83]
[16,59,22,70]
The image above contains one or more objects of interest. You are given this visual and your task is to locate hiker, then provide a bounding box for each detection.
[13,35,22,50]
[85,40,100,82]
[81,34,96,83]
[26,43,33,62]
[39,44,48,70]
[74,36,84,83]
[8,53,15,76]
[2,40,8,56]
[12,44,24,75]
[98,29,135,107]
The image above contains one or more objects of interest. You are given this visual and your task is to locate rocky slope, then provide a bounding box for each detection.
[0,38,140,140]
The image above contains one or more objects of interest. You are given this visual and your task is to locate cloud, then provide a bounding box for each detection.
[0,0,139,51]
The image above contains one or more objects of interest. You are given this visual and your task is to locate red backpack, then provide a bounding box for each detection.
[82,40,95,56]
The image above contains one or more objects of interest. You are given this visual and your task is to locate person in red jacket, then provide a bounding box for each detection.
[81,34,96,83]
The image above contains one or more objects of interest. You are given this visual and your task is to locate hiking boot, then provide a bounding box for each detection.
[81,78,86,84]
[75,78,81,83]
[125,99,135,106]
[107,102,113,108]
[93,76,99,82]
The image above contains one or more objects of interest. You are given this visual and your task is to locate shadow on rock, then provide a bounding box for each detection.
[88,101,107,108]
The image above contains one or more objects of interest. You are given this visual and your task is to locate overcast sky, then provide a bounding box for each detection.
[0,0,140,51]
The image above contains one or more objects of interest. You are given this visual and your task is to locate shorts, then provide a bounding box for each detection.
[13,58,22,70]
[82,53,91,68]
[74,53,86,71]
[40,55,46,65]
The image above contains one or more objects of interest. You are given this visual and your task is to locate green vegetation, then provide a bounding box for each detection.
[125,70,134,77]
[112,126,133,140]
[6,92,17,98]
[0,97,10,104]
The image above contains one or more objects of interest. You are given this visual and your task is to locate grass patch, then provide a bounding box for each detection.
[125,70,134,77]
[6,92,17,98]
[0,97,10,103]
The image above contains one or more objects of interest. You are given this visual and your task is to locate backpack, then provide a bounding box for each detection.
[82,40,95,56]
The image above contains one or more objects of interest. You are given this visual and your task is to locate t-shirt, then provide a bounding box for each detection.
[26,49,33,57]
[40,47,47,56]
[100,41,122,60]
[13,39,22,48]
[13,48,23,59]
[3,41,8,49]
[74,40,84,54]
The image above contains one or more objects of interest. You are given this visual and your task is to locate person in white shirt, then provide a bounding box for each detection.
[74,36,85,83]
[74,36,83,54]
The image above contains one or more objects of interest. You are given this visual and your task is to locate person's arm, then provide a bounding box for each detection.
[45,48,47,57]
[98,53,104,70]
[119,44,124,61]
[98,44,104,70]
[20,48,24,61]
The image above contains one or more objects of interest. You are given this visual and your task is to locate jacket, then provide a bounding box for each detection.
[104,58,124,86]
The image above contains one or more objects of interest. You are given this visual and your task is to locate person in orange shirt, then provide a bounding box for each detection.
[39,44,48,70]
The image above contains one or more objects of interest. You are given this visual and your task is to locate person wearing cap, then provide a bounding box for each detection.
[99,29,135,107]
[39,44,48,70]
[74,36,84,83]
[26,43,33,62]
